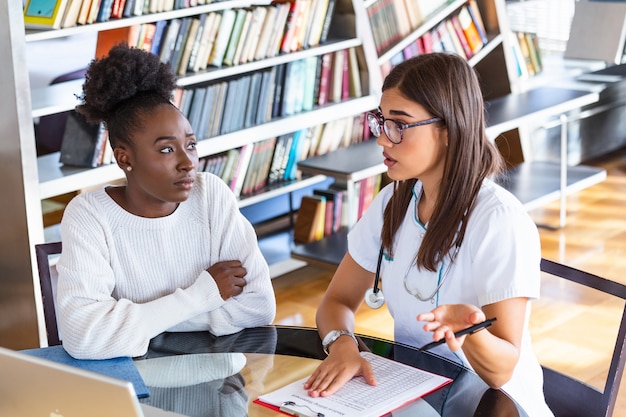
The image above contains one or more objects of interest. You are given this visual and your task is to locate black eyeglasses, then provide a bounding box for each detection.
[367,111,441,144]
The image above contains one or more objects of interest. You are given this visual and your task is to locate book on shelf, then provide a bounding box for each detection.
[439,21,464,57]
[317,0,336,44]
[87,0,102,24]
[60,0,82,28]
[157,18,181,65]
[196,13,222,72]
[254,5,278,60]
[515,31,535,77]
[237,6,265,65]
[347,47,362,98]
[524,32,542,75]
[279,0,301,54]
[256,67,276,125]
[457,6,484,55]
[305,0,329,47]
[110,0,127,19]
[150,20,168,56]
[230,144,254,197]
[77,0,93,25]
[449,14,473,59]
[184,14,208,74]
[467,0,488,45]
[59,111,107,168]
[293,194,326,244]
[121,0,135,17]
[95,24,141,58]
[96,0,114,22]
[232,7,254,65]
[138,23,157,52]
[208,9,237,67]
[290,0,312,52]
[313,188,343,236]
[267,2,292,58]
[23,0,70,29]
[176,17,201,75]
[169,17,193,75]
[255,351,452,417]
[222,8,249,67]
[403,0,422,30]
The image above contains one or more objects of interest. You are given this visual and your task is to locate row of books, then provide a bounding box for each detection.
[94,0,337,75]
[380,2,489,77]
[195,113,369,197]
[172,48,363,140]
[366,0,449,54]
[293,173,382,244]
[57,51,366,170]
[510,31,543,79]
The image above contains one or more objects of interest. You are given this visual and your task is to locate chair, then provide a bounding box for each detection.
[539,258,626,417]
[35,242,63,347]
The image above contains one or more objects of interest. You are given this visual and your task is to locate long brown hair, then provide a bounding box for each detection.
[380,53,504,271]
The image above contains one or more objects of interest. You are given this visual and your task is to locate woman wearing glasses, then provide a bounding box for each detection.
[305,53,553,416]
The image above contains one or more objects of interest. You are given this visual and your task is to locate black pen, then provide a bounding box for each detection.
[419,317,497,352]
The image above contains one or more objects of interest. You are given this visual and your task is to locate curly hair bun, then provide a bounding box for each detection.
[76,43,177,124]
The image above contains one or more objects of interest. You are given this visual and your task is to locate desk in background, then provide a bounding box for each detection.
[135,326,528,417]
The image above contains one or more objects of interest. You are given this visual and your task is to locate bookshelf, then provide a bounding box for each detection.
[292,0,608,262]
[1,0,382,348]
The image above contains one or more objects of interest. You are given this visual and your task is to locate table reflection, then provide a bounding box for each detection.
[133,326,526,417]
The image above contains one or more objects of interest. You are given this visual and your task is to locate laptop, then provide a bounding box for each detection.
[0,346,184,417]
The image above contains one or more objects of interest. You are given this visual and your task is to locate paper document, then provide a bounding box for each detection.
[255,351,452,417]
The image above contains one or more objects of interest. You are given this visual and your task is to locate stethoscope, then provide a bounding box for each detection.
[364,242,461,309]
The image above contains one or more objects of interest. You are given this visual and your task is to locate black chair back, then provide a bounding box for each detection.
[540,258,626,417]
[35,242,63,347]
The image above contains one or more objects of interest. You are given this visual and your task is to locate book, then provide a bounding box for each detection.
[196,12,221,72]
[110,0,126,19]
[159,18,182,65]
[21,345,150,399]
[59,111,107,168]
[457,6,484,55]
[177,17,201,76]
[239,6,266,64]
[86,0,102,24]
[347,47,362,98]
[23,0,70,29]
[186,14,208,73]
[77,0,93,24]
[254,5,278,60]
[222,8,249,67]
[256,351,452,417]
[232,8,255,65]
[318,0,336,43]
[279,0,301,54]
[449,15,473,59]
[314,188,343,233]
[95,0,114,22]
[208,9,237,67]
[169,17,193,75]
[293,194,326,243]
[467,0,488,45]
[305,0,329,47]
[95,25,142,58]
[60,0,83,28]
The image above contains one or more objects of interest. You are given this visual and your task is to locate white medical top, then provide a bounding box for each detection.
[348,179,554,417]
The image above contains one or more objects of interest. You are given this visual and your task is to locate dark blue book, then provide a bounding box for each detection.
[21,345,150,398]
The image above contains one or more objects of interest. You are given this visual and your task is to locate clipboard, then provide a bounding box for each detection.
[254,352,452,417]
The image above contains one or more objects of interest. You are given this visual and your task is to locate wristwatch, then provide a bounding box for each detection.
[322,330,358,355]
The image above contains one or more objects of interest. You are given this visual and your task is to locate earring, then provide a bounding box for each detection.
[126,166,132,172]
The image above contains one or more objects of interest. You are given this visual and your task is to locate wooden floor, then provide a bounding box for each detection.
[271,146,626,416]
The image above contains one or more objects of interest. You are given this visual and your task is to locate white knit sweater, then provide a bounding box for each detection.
[56,173,276,359]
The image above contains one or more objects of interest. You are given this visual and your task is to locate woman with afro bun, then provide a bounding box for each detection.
[55,43,276,360]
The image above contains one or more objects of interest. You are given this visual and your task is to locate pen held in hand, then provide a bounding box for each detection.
[419,317,497,352]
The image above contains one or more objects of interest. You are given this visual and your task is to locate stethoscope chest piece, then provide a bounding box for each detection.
[364,287,385,309]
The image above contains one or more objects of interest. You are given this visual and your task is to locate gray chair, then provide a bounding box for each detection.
[35,241,63,347]
[540,258,626,417]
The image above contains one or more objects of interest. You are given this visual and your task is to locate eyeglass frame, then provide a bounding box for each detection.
[367,110,442,144]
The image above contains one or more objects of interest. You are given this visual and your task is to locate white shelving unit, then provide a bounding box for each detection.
[0,0,382,348]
